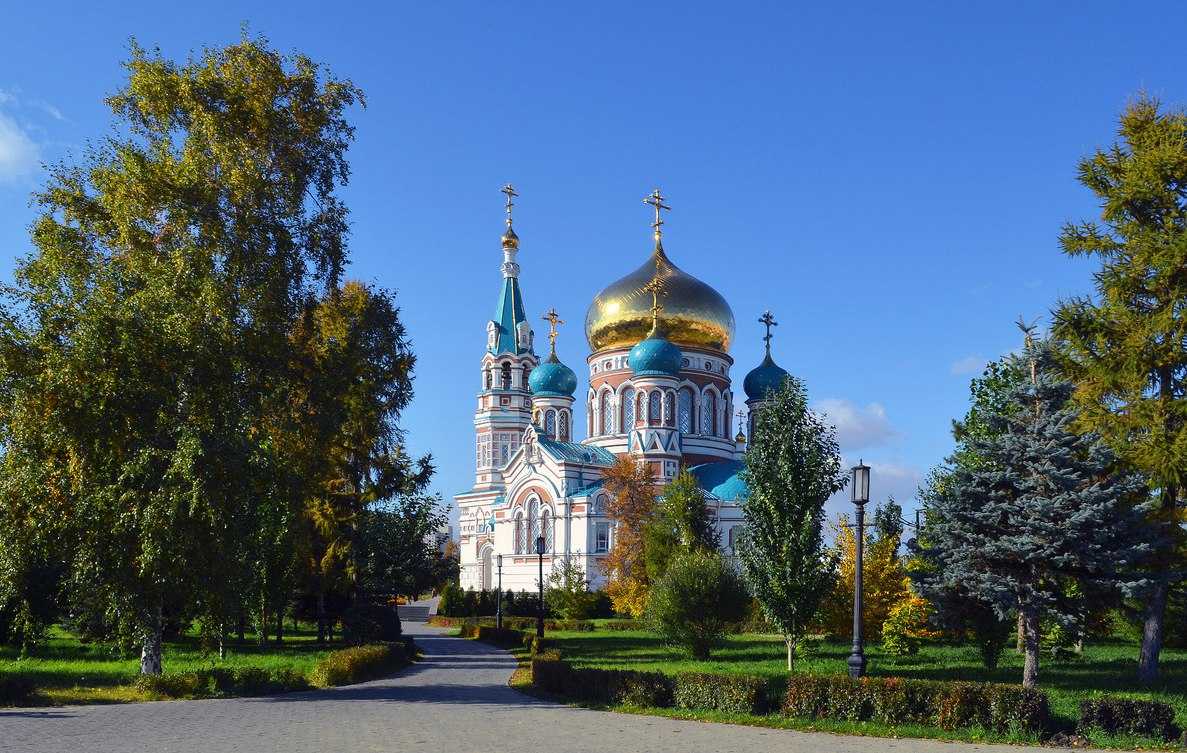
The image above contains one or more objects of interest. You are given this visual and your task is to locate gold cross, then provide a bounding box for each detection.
[641,275,667,330]
[543,308,564,354]
[501,183,518,226]
[643,188,671,241]
[759,311,778,354]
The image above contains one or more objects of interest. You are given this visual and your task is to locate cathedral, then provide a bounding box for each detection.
[456,186,791,592]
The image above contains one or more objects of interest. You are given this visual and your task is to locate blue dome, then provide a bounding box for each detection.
[743,352,790,401]
[628,329,682,377]
[529,354,577,397]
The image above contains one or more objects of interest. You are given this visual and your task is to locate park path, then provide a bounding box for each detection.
[0,623,1063,753]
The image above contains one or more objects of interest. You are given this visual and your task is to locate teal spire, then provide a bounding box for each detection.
[489,184,532,355]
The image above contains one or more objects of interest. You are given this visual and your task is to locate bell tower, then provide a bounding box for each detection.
[473,184,538,487]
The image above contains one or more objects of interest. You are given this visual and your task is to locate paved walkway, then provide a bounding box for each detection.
[0,624,1063,753]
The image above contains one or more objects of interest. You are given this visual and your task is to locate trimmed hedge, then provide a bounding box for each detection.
[309,642,411,688]
[135,666,311,699]
[429,615,597,632]
[530,652,673,707]
[1078,697,1179,741]
[674,672,768,715]
[784,675,1049,735]
[0,675,36,705]
[459,623,526,648]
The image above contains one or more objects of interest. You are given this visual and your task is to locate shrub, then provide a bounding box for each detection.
[1078,697,1179,741]
[438,582,466,617]
[134,666,311,699]
[646,548,748,659]
[529,652,673,707]
[341,602,401,645]
[0,675,36,705]
[309,643,407,687]
[784,675,1048,735]
[673,673,767,714]
[136,671,211,699]
[599,619,645,631]
[881,595,941,656]
[472,626,525,647]
[545,560,599,620]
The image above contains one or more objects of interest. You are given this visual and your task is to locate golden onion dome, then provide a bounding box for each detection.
[586,245,735,353]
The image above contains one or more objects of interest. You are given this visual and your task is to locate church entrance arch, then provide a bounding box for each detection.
[480,545,494,590]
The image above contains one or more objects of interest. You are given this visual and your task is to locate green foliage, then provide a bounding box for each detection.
[673,672,768,714]
[545,560,598,620]
[355,495,449,600]
[643,469,719,582]
[134,665,311,699]
[340,603,401,645]
[437,582,466,617]
[308,643,408,687]
[646,549,748,659]
[736,378,844,668]
[530,652,674,707]
[912,334,1152,686]
[0,675,35,705]
[1051,96,1187,682]
[1078,697,1179,741]
[784,675,1050,735]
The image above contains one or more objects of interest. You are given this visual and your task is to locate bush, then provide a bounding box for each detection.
[430,614,598,632]
[438,582,466,617]
[599,619,645,631]
[546,560,599,620]
[309,643,408,687]
[0,675,36,704]
[674,672,768,714]
[881,595,941,656]
[645,548,748,659]
[469,625,525,647]
[341,602,401,645]
[529,652,673,707]
[1078,697,1179,741]
[784,675,1049,735]
[135,666,311,699]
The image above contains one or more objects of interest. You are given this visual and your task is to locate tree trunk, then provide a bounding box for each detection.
[1021,604,1040,689]
[1139,578,1168,685]
[785,635,797,673]
[316,592,326,644]
[1016,612,1024,652]
[218,623,226,660]
[140,606,164,676]
[237,611,246,644]
[275,610,284,645]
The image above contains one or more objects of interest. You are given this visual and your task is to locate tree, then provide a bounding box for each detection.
[0,37,361,673]
[642,468,718,583]
[817,505,908,642]
[1051,96,1187,683]
[912,333,1151,688]
[600,457,658,618]
[646,548,748,659]
[737,378,845,671]
[356,493,449,601]
[545,560,598,620]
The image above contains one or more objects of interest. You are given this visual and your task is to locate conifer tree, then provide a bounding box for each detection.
[1051,96,1187,683]
[737,377,844,671]
[913,330,1150,688]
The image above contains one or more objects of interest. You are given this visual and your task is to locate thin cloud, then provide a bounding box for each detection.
[950,354,985,376]
[0,112,40,181]
[826,458,923,521]
[813,398,898,451]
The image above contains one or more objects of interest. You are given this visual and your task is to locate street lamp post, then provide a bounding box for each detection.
[848,460,871,679]
[534,535,546,638]
[496,554,503,630]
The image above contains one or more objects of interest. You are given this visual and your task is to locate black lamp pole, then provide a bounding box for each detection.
[535,535,546,638]
[848,460,871,679]
[496,554,503,630]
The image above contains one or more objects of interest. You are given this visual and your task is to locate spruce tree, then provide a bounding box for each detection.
[737,377,845,671]
[913,331,1150,688]
[1051,96,1187,683]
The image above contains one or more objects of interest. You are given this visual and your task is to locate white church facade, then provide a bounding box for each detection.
[456,186,791,592]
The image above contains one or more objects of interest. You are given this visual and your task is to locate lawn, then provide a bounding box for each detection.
[0,624,342,705]
[531,629,1187,747]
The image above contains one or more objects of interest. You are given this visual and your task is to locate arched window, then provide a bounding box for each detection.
[527,498,540,548]
[501,362,512,389]
[588,404,594,437]
[649,391,661,426]
[523,364,531,389]
[701,392,716,435]
[514,512,526,554]
[541,509,553,552]
[484,370,492,390]
[601,392,613,434]
[558,411,569,441]
[622,387,636,430]
[545,410,557,438]
[664,391,675,427]
[678,388,693,433]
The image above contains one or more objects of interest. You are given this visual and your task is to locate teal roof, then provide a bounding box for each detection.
[538,439,616,465]
[491,275,530,355]
[743,352,791,401]
[569,478,605,497]
[529,353,577,397]
[688,460,749,502]
[628,329,682,377]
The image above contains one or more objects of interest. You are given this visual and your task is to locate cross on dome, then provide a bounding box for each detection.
[500,183,518,227]
[542,307,564,355]
[759,310,778,354]
[643,188,670,243]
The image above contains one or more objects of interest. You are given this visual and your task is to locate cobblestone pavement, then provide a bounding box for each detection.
[1,624,1061,753]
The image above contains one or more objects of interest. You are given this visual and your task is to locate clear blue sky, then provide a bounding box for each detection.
[2,2,1184,524]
